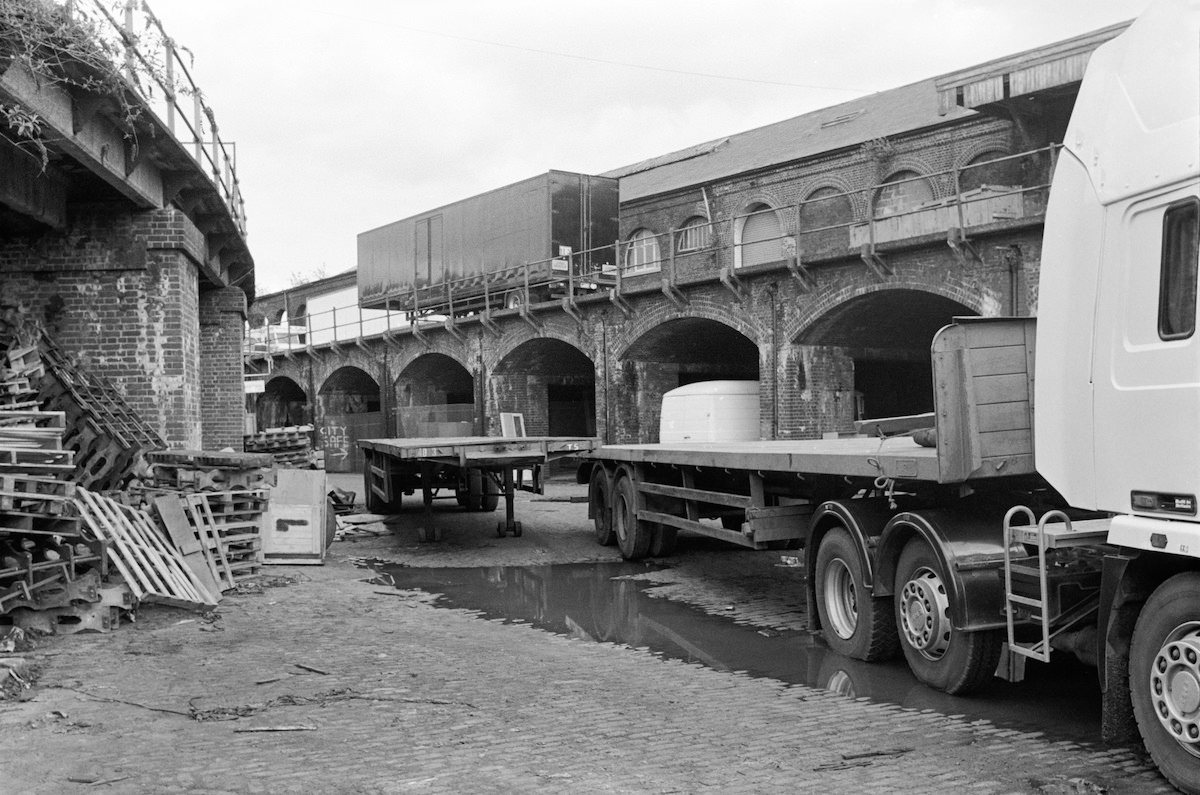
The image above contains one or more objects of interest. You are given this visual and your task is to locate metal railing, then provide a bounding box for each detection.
[62,0,247,234]
[246,146,1058,355]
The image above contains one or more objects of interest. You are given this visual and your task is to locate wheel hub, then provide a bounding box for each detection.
[899,567,951,660]
[1151,623,1200,756]
[823,559,858,640]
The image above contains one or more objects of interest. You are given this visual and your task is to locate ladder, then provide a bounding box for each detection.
[1002,507,1111,678]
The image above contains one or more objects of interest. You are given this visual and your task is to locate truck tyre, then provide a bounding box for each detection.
[480,471,500,512]
[1130,572,1200,794]
[612,474,652,560]
[590,467,616,546]
[814,527,898,661]
[894,538,1001,694]
[461,469,499,512]
[648,525,678,557]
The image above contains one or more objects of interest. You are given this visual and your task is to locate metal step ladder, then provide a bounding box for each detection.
[1002,507,1111,679]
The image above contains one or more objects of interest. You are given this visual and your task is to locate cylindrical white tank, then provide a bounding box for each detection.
[659,381,760,443]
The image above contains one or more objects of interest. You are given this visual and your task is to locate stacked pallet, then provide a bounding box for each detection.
[37,334,166,492]
[0,337,110,633]
[144,449,276,493]
[243,425,318,468]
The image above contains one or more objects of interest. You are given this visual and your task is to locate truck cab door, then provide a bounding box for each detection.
[1092,193,1200,516]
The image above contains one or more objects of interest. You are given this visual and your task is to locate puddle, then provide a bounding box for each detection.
[367,560,1103,742]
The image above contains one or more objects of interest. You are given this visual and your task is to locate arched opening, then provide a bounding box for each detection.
[736,203,783,268]
[394,353,477,437]
[257,376,308,430]
[873,171,935,219]
[619,318,759,442]
[676,215,711,253]
[317,366,383,473]
[795,289,974,425]
[493,339,596,439]
[799,186,854,256]
[959,150,1022,193]
[624,228,662,275]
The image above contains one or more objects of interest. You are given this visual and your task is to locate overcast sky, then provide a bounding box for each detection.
[144,0,1151,296]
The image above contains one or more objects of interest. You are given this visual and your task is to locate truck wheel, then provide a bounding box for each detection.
[814,527,898,661]
[894,538,1001,694]
[590,467,616,546]
[1130,572,1200,794]
[460,469,498,511]
[480,472,500,512]
[648,525,677,557]
[612,474,651,560]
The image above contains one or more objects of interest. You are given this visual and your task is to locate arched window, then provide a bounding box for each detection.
[676,216,711,252]
[799,186,853,231]
[959,151,1022,193]
[873,171,934,219]
[737,203,783,268]
[624,229,661,274]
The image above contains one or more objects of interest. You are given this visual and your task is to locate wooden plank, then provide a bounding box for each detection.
[976,401,1032,433]
[973,373,1031,405]
[966,344,1029,377]
[160,496,224,597]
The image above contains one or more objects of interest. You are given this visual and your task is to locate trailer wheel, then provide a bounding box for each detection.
[1130,572,1200,794]
[648,525,677,557]
[590,467,616,546]
[460,469,499,512]
[612,474,651,560]
[814,527,898,661]
[894,538,1001,694]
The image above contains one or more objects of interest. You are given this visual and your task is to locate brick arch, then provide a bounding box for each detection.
[875,157,942,203]
[393,336,471,376]
[787,274,991,346]
[955,138,1014,171]
[484,318,596,374]
[798,178,862,227]
[612,299,762,361]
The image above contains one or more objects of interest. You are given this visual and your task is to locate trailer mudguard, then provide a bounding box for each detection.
[804,498,903,633]
[874,508,1010,632]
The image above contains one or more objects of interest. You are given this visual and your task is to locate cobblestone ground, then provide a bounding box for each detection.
[0,476,1176,794]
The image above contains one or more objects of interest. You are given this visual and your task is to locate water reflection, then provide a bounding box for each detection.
[368,561,1102,741]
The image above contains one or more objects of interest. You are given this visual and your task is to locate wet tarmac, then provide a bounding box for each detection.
[367,560,1105,743]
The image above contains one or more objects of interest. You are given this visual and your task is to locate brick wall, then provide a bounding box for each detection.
[199,286,248,449]
[0,205,246,449]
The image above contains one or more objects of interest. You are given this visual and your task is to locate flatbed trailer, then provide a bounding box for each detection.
[359,436,595,540]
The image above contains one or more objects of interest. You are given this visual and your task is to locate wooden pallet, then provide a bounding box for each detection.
[0,474,75,514]
[178,491,265,591]
[73,488,218,609]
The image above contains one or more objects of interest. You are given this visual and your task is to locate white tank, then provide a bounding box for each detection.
[659,381,760,443]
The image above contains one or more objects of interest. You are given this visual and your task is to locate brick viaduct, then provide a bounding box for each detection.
[247,22,1124,474]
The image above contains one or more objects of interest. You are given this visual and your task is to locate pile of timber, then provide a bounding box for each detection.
[37,334,166,492]
[243,425,319,469]
[0,337,111,633]
[143,449,276,493]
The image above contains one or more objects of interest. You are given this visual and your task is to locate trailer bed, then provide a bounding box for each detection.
[359,436,596,539]
[591,436,943,481]
[360,436,594,467]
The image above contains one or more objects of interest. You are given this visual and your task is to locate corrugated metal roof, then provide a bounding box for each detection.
[608,78,974,202]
